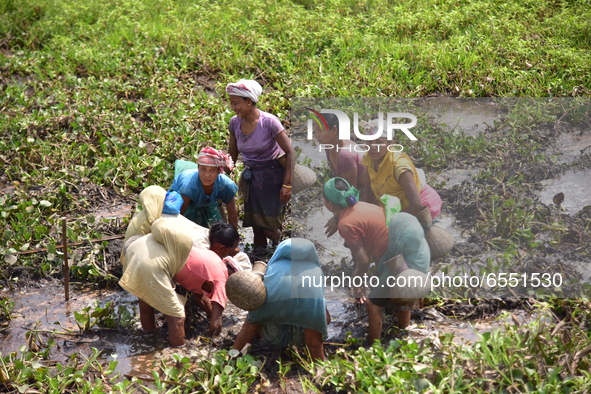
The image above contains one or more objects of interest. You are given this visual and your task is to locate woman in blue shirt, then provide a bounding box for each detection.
[170,147,239,229]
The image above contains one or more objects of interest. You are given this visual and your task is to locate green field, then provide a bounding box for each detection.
[1,0,591,392]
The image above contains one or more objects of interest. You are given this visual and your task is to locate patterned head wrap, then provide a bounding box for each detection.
[197,147,234,174]
[323,177,360,208]
[225,79,263,103]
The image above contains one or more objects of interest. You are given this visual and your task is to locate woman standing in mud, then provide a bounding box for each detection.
[227,79,294,254]
[323,177,430,339]
[120,219,241,346]
[360,121,442,220]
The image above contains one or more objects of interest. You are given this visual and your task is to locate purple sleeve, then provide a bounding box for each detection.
[337,150,360,175]
[263,113,284,138]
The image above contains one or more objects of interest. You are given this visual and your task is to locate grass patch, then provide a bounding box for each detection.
[298,302,591,392]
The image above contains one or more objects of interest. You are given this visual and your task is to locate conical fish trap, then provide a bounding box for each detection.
[292,164,317,195]
[384,254,430,306]
[424,225,454,260]
[226,271,266,311]
[417,206,432,228]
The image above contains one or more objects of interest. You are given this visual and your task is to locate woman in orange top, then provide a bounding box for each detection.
[323,177,430,336]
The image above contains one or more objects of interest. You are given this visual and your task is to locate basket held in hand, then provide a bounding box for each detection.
[226,270,267,311]
[383,254,430,306]
[424,226,454,260]
[292,165,316,195]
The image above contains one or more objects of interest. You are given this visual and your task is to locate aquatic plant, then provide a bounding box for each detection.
[73,300,136,331]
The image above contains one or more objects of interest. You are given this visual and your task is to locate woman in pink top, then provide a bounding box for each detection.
[314,112,372,236]
[123,222,241,346]
[314,112,369,190]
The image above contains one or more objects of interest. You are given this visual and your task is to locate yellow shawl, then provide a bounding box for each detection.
[119,218,194,318]
[124,185,167,241]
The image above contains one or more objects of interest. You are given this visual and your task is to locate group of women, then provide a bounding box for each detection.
[118,78,444,360]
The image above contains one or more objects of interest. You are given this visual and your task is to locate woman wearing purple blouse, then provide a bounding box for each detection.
[226,79,294,252]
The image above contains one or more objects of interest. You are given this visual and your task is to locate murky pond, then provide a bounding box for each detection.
[94,204,133,220]
[410,309,546,345]
[433,212,467,244]
[0,280,360,375]
[414,97,503,136]
[0,281,255,375]
[435,168,483,189]
[546,131,591,164]
[4,112,588,382]
[304,207,352,263]
[537,169,591,214]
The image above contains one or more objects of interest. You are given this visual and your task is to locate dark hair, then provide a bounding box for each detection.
[209,222,239,247]
[334,178,350,192]
[241,97,257,107]
[323,178,358,207]
[323,113,339,131]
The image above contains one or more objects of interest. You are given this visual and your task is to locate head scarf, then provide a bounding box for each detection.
[197,147,234,173]
[124,185,167,241]
[360,118,387,138]
[268,238,321,268]
[226,79,263,103]
[323,177,360,208]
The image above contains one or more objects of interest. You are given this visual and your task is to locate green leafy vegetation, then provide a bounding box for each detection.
[298,303,591,392]
[73,300,136,331]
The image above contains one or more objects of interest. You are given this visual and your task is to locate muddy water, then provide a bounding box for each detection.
[293,139,327,168]
[0,183,16,195]
[435,168,483,189]
[433,212,467,244]
[546,131,591,164]
[411,309,545,345]
[537,169,591,214]
[0,283,161,373]
[94,204,133,220]
[414,97,502,136]
[0,281,253,376]
[304,207,351,263]
[0,280,357,376]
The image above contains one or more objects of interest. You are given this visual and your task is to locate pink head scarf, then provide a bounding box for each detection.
[197,147,234,174]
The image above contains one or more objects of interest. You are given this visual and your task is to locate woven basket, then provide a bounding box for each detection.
[252,261,268,275]
[384,254,430,306]
[226,271,266,311]
[424,225,454,260]
[292,164,317,195]
[417,206,432,228]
